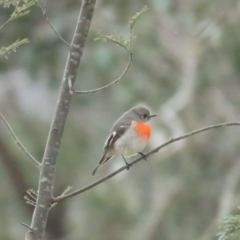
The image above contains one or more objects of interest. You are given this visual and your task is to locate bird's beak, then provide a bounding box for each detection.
[149,114,157,119]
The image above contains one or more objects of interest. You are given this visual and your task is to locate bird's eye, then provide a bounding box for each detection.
[143,114,147,118]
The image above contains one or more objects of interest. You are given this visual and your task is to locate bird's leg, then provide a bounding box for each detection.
[138,152,148,161]
[121,155,132,170]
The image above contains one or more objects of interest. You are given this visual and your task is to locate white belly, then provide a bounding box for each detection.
[114,127,148,156]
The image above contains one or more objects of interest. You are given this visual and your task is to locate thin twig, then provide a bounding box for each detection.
[33,0,70,47]
[26,201,36,207]
[52,122,240,203]
[45,0,48,11]
[0,111,40,168]
[74,18,134,94]
[74,52,133,94]
[21,222,33,231]
[0,19,10,31]
[104,39,129,51]
[27,189,37,200]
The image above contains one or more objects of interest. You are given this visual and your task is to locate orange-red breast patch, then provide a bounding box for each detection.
[133,121,151,139]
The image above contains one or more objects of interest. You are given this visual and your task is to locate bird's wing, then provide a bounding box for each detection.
[104,117,132,150]
[93,117,132,174]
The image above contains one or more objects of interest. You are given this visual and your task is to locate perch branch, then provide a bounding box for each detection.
[0,111,40,168]
[52,122,240,203]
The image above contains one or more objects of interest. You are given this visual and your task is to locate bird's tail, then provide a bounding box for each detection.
[92,152,113,176]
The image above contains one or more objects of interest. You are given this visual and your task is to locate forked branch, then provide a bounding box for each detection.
[52,122,240,203]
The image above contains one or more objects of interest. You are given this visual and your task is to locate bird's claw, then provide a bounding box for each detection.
[138,152,148,161]
[122,155,132,170]
[125,162,132,170]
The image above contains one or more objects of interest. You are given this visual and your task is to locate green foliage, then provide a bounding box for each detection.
[0,0,19,7]
[0,0,31,6]
[0,0,34,14]
[0,0,34,56]
[94,5,148,51]
[0,38,29,58]
[9,0,35,21]
[218,215,240,240]
[128,5,149,30]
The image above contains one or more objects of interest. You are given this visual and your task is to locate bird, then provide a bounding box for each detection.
[92,106,156,175]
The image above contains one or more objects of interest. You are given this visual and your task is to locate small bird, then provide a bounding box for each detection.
[92,106,156,175]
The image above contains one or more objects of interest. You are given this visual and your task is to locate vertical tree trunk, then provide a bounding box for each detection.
[28,1,96,239]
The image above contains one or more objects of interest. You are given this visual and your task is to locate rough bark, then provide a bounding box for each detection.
[28,1,96,239]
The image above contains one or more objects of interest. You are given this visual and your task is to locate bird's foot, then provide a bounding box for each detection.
[125,162,132,170]
[122,155,132,170]
[138,152,148,161]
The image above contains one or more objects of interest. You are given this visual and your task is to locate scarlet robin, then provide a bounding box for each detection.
[92,107,156,175]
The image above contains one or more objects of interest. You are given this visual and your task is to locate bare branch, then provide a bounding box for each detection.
[74,52,133,94]
[33,0,70,47]
[52,122,240,203]
[0,111,40,168]
[73,5,147,95]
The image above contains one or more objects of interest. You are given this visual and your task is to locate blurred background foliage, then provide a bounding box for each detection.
[1,0,240,239]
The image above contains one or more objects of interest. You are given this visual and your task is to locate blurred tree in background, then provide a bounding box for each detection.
[1,0,240,239]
